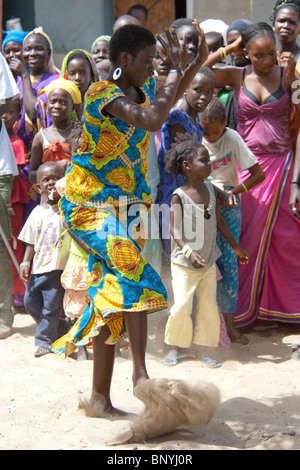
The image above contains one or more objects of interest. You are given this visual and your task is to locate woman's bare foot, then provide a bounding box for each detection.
[224,313,250,345]
[79,393,126,418]
[228,329,250,345]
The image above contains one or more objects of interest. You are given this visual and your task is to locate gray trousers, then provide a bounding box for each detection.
[0,174,14,327]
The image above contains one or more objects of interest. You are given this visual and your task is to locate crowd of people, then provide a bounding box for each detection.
[1,1,300,418]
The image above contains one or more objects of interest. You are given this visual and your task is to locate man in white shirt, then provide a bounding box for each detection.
[0,52,20,339]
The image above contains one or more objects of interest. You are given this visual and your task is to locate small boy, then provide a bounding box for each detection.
[19,161,71,357]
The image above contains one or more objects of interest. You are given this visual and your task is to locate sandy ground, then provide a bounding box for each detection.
[1,311,300,451]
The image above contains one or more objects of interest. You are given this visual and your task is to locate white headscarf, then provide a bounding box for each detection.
[200,19,229,44]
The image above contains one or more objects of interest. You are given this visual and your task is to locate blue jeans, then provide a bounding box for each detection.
[24,270,67,348]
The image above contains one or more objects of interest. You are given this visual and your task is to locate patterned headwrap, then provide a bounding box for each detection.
[90,35,111,54]
[46,77,82,104]
[2,29,27,53]
[270,0,300,22]
[23,27,56,74]
[60,49,98,83]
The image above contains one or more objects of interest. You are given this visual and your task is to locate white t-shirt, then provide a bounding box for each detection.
[18,203,71,274]
[0,53,20,102]
[203,128,257,190]
[0,120,19,176]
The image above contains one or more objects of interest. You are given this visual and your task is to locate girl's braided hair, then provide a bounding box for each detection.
[200,97,227,125]
[242,22,275,49]
[270,0,300,23]
[164,133,205,177]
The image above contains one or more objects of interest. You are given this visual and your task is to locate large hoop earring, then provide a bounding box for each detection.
[113,67,122,80]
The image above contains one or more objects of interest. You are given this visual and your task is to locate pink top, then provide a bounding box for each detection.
[235,67,293,157]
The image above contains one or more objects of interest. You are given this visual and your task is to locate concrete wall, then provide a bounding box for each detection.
[34,0,114,56]
[192,0,251,25]
[189,0,276,26]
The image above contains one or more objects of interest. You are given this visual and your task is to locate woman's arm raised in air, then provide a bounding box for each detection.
[202,37,242,91]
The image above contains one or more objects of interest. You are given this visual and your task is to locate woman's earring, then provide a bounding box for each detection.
[113,67,122,80]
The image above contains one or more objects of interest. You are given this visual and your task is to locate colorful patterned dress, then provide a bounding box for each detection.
[51,78,168,358]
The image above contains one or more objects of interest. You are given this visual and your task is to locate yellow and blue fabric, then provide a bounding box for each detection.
[51,78,167,358]
[216,186,241,313]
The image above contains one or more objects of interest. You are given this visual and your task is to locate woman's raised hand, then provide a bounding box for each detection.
[279,52,297,85]
[227,36,243,55]
[191,19,208,65]
[156,27,188,73]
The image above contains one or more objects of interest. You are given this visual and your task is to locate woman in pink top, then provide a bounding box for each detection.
[204,22,300,328]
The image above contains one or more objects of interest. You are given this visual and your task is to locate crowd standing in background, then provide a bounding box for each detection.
[0,0,300,419]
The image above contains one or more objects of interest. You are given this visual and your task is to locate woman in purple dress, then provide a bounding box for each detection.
[7,27,58,219]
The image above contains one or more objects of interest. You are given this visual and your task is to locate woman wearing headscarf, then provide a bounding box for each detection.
[7,27,58,154]
[60,49,98,121]
[2,29,27,81]
[8,27,59,220]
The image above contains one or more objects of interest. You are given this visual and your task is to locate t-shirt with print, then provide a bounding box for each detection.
[18,203,71,274]
[203,127,257,190]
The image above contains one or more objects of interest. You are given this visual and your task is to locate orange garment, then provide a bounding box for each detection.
[43,141,71,162]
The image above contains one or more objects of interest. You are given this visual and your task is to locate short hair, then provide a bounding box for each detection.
[205,31,224,48]
[109,24,155,63]
[242,22,275,49]
[270,0,300,23]
[37,161,65,183]
[200,97,227,125]
[164,134,206,177]
[127,4,148,19]
[11,96,22,114]
[196,66,216,87]
[170,18,195,30]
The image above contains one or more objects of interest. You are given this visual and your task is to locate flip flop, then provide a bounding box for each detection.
[163,356,181,366]
[202,357,222,368]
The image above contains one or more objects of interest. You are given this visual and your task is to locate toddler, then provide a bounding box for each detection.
[163,136,249,366]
